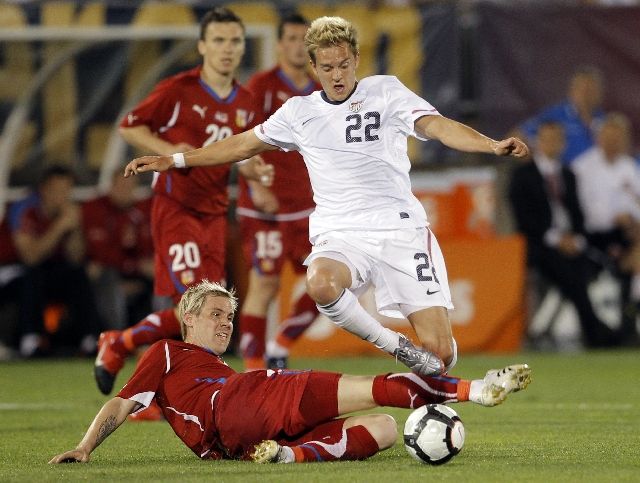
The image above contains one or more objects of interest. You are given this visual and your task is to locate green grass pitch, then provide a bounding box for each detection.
[1,350,639,482]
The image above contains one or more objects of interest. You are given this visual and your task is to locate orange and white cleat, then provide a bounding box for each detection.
[478,364,532,407]
[94,331,127,395]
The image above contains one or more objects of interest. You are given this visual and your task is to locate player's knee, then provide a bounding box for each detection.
[444,338,458,371]
[365,414,398,450]
[426,337,454,368]
[305,266,343,305]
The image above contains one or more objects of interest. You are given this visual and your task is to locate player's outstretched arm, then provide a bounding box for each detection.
[124,130,277,177]
[48,397,138,464]
[415,115,529,158]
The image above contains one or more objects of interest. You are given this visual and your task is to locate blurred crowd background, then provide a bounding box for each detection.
[1,0,639,360]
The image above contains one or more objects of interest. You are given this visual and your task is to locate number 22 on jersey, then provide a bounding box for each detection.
[345,112,380,143]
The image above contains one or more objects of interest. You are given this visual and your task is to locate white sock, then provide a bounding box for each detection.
[468,380,485,404]
[277,445,295,463]
[317,289,400,354]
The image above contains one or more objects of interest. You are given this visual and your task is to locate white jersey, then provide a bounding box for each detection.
[254,75,440,238]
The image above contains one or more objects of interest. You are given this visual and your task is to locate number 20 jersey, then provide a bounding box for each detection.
[121,66,259,216]
[254,75,441,238]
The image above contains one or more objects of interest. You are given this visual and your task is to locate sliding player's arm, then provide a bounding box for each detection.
[48,397,139,464]
[124,130,277,177]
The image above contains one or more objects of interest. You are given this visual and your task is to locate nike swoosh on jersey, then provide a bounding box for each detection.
[426,289,440,295]
[301,117,320,127]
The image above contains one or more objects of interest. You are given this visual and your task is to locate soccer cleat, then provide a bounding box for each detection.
[480,364,532,406]
[251,440,292,464]
[394,334,445,377]
[94,331,127,395]
[266,356,288,370]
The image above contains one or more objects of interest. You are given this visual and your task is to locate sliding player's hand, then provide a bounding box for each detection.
[124,155,173,177]
[48,448,90,464]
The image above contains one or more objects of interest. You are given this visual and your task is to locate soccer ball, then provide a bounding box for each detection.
[403,404,465,465]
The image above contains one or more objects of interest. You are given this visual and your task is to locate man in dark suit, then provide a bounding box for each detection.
[508,121,617,348]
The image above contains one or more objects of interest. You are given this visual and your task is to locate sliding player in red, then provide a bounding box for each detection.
[51,279,531,465]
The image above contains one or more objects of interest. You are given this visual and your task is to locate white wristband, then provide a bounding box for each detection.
[172,152,186,168]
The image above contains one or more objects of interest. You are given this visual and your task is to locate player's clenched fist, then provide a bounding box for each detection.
[493,137,529,158]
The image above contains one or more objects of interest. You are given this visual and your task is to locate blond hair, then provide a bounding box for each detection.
[304,16,359,63]
[177,279,238,340]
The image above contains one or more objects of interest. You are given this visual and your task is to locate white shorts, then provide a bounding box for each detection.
[304,227,453,318]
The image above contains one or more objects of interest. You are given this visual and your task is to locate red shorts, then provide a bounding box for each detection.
[152,196,226,300]
[215,370,340,458]
[238,216,310,276]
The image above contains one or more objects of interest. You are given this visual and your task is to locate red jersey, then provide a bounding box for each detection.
[82,196,153,275]
[8,194,68,262]
[238,67,318,216]
[121,66,260,216]
[117,340,236,459]
[117,339,318,460]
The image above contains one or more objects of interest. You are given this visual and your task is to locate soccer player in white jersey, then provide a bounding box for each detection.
[125,16,529,376]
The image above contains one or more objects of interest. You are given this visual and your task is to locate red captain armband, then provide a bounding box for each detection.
[172,152,186,168]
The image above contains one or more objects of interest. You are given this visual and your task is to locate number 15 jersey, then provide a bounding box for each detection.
[254,75,440,238]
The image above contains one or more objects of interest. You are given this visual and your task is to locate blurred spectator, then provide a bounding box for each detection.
[572,112,640,340]
[0,213,23,358]
[508,122,618,348]
[9,166,101,357]
[82,172,154,330]
[516,66,605,165]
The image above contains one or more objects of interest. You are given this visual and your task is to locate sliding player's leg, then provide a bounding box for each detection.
[250,365,532,463]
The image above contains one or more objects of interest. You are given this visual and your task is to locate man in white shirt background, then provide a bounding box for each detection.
[572,112,640,342]
[509,121,619,348]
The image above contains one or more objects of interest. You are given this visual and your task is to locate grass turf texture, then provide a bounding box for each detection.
[1,350,639,482]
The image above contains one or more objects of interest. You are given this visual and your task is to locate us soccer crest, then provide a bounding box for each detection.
[236,109,248,128]
[349,100,364,113]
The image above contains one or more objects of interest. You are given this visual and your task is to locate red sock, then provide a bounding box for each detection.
[372,373,469,409]
[239,314,266,369]
[121,308,180,352]
[289,420,379,462]
[275,293,318,348]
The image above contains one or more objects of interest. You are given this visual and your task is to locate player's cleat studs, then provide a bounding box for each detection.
[94,366,116,396]
[480,364,532,406]
[251,440,280,463]
[266,357,288,370]
[94,331,126,395]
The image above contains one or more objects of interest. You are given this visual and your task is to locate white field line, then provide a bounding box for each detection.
[0,402,76,411]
